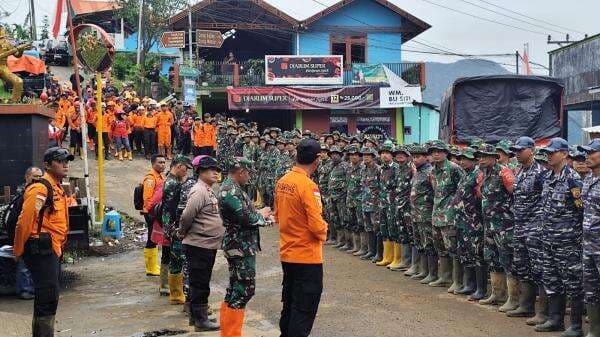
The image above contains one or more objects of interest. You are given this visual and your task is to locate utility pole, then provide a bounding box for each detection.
[515,51,519,75]
[136,0,144,65]
[28,0,36,40]
[187,0,193,63]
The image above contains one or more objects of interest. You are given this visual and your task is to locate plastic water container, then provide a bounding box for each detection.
[101,210,123,239]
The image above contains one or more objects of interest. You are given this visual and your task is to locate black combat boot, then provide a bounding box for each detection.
[193,303,220,332]
[561,296,584,337]
[360,232,376,260]
[506,281,536,317]
[420,254,438,284]
[535,293,566,332]
[404,246,420,277]
[412,252,429,279]
[467,264,488,301]
[32,315,55,337]
[371,235,384,263]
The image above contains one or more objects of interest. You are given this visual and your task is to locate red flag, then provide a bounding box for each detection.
[522,46,532,75]
[52,0,65,38]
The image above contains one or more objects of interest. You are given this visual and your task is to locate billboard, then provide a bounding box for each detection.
[265,55,343,85]
[352,64,389,85]
[380,86,422,108]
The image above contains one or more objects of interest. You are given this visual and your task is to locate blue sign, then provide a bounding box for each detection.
[183,78,196,106]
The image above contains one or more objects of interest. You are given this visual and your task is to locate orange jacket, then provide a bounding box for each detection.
[55,109,66,129]
[156,111,173,130]
[192,123,215,147]
[102,113,114,132]
[131,113,144,129]
[14,173,70,257]
[68,111,81,130]
[85,107,97,126]
[143,114,157,129]
[142,169,164,213]
[274,166,328,264]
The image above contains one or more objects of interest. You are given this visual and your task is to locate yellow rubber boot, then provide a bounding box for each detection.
[168,273,186,305]
[143,247,160,276]
[128,151,133,161]
[386,242,403,269]
[376,241,394,266]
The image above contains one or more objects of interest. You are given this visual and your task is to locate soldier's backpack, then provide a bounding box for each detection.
[133,184,144,211]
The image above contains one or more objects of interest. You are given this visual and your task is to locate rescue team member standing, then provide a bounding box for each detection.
[13,147,73,336]
[142,154,167,277]
[178,156,224,332]
[274,138,328,337]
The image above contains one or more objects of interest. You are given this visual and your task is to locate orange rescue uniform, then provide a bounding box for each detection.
[143,114,157,129]
[156,110,174,147]
[142,169,164,213]
[13,173,70,257]
[274,166,328,264]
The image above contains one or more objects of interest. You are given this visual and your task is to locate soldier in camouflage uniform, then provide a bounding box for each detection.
[408,144,436,283]
[346,145,365,255]
[218,158,270,335]
[389,145,413,271]
[327,146,349,250]
[275,139,295,179]
[263,139,280,208]
[535,138,584,335]
[428,140,464,290]
[475,143,516,309]
[242,132,259,201]
[578,139,600,337]
[360,147,381,261]
[376,141,400,267]
[218,129,237,173]
[317,145,334,244]
[449,148,485,299]
[162,156,192,304]
[496,140,519,172]
[216,124,228,164]
[505,137,548,321]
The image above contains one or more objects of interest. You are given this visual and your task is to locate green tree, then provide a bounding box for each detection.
[6,24,30,40]
[41,15,50,40]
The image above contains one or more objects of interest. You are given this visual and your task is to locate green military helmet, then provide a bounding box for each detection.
[393,144,411,156]
[469,137,484,149]
[475,143,499,157]
[410,144,428,155]
[229,157,254,171]
[329,146,343,155]
[458,147,476,160]
[379,140,395,154]
[534,147,548,163]
[427,139,449,153]
[361,146,378,157]
[496,140,514,157]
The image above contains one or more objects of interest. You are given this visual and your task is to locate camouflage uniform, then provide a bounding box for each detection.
[410,159,434,254]
[431,157,464,257]
[512,160,546,284]
[162,172,184,274]
[177,176,198,297]
[218,168,265,309]
[379,148,399,240]
[276,150,294,180]
[480,161,515,273]
[539,164,583,298]
[318,155,333,221]
[393,148,413,244]
[346,147,364,233]
[327,147,349,231]
[361,148,381,233]
[582,171,600,304]
[263,145,279,207]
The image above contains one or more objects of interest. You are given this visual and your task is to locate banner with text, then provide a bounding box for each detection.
[265,55,343,85]
[379,86,423,108]
[227,86,379,110]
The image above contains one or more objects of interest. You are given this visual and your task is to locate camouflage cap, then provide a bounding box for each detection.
[320,144,330,152]
[227,129,238,135]
[475,143,498,157]
[229,157,254,171]
[346,144,361,154]
[410,144,428,155]
[379,140,395,154]
[534,148,548,163]
[361,147,378,156]
[266,139,276,146]
[329,146,343,154]
[363,136,379,147]
[458,147,476,160]
[242,132,252,138]
[271,127,282,133]
[275,137,286,145]
[568,146,587,160]
[469,137,484,149]
[172,155,193,169]
[427,140,449,152]
[393,144,410,156]
[338,136,350,144]
[332,130,341,136]
[496,140,514,156]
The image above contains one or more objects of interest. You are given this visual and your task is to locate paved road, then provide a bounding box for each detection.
[0,156,566,337]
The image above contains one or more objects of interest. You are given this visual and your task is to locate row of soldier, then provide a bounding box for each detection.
[218,126,599,337]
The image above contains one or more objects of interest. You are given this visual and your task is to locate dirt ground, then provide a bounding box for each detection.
[0,156,566,337]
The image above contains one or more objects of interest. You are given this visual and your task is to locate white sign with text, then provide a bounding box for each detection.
[379,86,422,108]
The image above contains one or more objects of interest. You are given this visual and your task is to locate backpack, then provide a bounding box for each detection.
[146,180,165,224]
[2,179,53,246]
[134,174,152,211]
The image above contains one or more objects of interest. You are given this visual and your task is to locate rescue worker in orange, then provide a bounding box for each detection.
[14,147,74,337]
[143,106,158,159]
[157,103,174,159]
[142,154,167,276]
[85,100,98,153]
[67,99,82,159]
[131,106,146,155]
[101,103,115,160]
[111,110,133,161]
[274,138,328,337]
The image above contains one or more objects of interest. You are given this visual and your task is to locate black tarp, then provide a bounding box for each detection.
[439,75,564,144]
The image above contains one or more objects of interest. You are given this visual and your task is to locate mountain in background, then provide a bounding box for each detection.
[422,59,511,107]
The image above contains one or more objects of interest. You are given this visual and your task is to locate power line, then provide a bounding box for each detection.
[473,0,586,35]
[457,0,567,35]
[417,0,547,36]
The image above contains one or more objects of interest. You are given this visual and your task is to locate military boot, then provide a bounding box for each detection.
[32,315,55,337]
[499,276,520,312]
[507,281,536,317]
[412,252,429,279]
[159,264,170,296]
[420,254,439,284]
[340,230,354,251]
[455,266,475,295]
[333,229,345,248]
[192,303,220,332]
[535,293,566,332]
[561,296,584,337]
[586,303,600,337]
[354,232,368,256]
[447,258,463,293]
[479,272,507,305]
[526,288,548,326]
[396,244,412,270]
[360,232,376,260]
[405,246,421,276]
[371,235,384,263]
[348,232,360,254]
[429,256,452,287]
[468,264,488,301]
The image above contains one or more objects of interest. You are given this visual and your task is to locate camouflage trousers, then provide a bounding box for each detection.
[458,225,484,268]
[432,226,456,257]
[363,210,379,233]
[393,207,412,244]
[583,240,600,304]
[413,221,435,255]
[170,239,185,274]
[328,197,347,230]
[542,239,583,299]
[512,228,544,284]
[378,206,394,240]
[347,207,360,232]
[225,255,256,309]
[483,219,514,274]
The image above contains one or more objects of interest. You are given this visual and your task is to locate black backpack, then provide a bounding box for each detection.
[2,179,53,246]
[133,183,144,210]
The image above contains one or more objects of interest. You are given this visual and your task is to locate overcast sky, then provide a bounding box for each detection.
[3,0,598,74]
